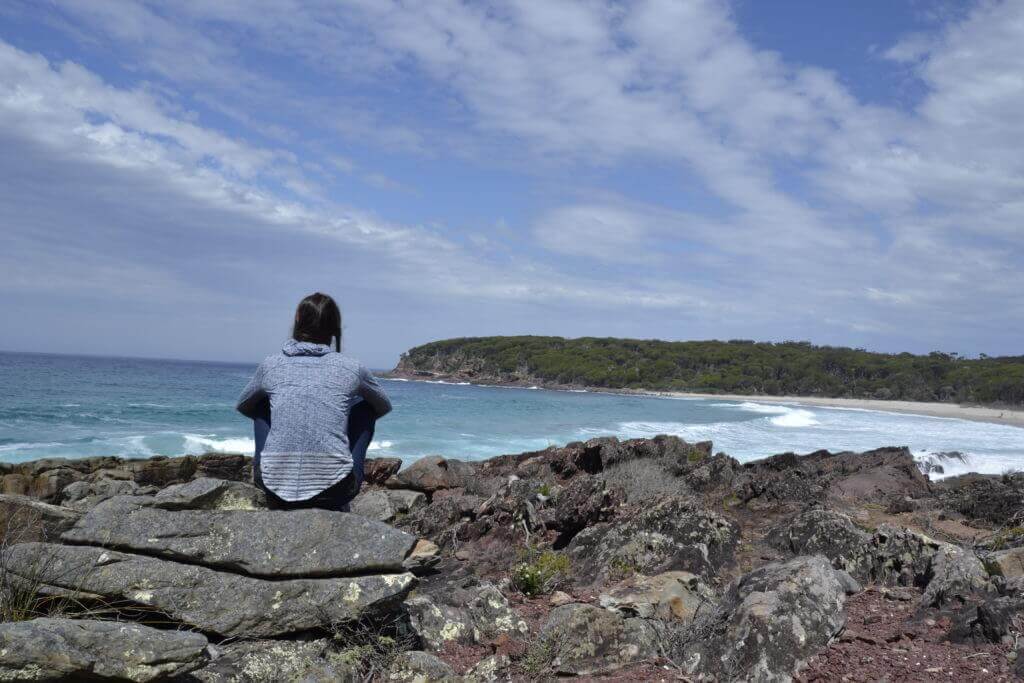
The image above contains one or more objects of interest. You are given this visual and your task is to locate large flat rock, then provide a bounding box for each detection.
[0,617,208,682]
[61,497,418,578]
[3,543,416,638]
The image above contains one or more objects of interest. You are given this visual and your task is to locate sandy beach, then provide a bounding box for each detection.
[645,391,1024,428]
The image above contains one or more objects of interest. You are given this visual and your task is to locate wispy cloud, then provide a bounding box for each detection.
[0,0,1022,362]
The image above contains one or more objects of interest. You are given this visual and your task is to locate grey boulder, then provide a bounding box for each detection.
[685,555,848,682]
[405,580,528,651]
[566,497,738,584]
[61,498,418,578]
[385,456,474,494]
[60,478,153,511]
[0,617,208,682]
[768,509,873,581]
[535,603,657,676]
[921,544,993,608]
[151,477,266,510]
[3,543,416,638]
[351,488,427,523]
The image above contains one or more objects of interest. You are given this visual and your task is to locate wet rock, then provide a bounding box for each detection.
[62,499,417,578]
[0,617,208,682]
[685,555,848,682]
[768,509,873,581]
[351,489,427,523]
[566,497,738,584]
[386,651,455,681]
[0,494,80,542]
[151,477,266,510]
[3,543,416,638]
[404,580,528,651]
[598,570,716,624]
[915,451,966,476]
[193,638,360,682]
[535,603,656,676]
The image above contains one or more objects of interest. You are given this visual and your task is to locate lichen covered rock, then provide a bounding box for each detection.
[566,497,738,584]
[685,555,848,682]
[0,618,208,682]
[405,580,528,651]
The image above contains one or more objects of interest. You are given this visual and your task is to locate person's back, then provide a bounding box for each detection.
[237,293,390,509]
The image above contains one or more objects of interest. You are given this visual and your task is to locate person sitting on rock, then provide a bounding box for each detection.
[236,292,392,511]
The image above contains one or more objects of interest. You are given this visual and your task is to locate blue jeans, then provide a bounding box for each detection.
[252,399,377,512]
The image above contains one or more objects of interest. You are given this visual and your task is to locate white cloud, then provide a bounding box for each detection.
[1,0,1023,356]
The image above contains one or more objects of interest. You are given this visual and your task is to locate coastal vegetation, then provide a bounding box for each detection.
[395,336,1024,405]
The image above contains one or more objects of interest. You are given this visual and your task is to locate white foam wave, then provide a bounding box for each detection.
[182,434,255,455]
[711,401,791,414]
[120,435,155,457]
[0,441,64,453]
[711,401,820,427]
[368,440,393,451]
[769,408,819,428]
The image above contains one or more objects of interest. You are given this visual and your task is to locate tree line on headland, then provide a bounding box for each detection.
[394,336,1024,406]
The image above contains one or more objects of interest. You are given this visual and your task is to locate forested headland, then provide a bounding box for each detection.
[392,336,1024,406]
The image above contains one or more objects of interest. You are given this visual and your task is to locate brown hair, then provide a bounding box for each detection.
[292,292,342,352]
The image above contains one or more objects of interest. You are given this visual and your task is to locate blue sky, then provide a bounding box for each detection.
[1,0,1022,367]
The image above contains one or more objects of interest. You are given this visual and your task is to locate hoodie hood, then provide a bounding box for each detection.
[282,339,334,357]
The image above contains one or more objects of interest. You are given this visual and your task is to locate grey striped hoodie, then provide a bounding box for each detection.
[236,339,391,501]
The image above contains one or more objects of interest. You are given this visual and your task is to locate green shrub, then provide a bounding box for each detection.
[511,550,570,596]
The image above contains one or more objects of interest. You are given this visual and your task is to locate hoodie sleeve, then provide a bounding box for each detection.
[358,364,392,418]
[236,362,268,419]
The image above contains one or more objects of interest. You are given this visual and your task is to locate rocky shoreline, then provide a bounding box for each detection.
[1,440,1023,681]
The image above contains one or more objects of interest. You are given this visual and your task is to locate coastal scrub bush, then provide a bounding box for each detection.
[322,612,415,681]
[0,512,73,622]
[400,335,1024,405]
[511,549,570,596]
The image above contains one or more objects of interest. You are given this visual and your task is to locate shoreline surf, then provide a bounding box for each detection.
[382,372,1024,429]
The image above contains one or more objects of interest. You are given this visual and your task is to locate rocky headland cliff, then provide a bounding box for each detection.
[1,440,1022,681]
[390,336,1024,406]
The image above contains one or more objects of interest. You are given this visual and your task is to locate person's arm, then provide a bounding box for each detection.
[236,363,268,419]
[358,364,392,418]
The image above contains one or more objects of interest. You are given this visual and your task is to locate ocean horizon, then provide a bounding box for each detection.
[2,350,1022,478]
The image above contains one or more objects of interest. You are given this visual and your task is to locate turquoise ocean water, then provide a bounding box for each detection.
[1,351,1022,478]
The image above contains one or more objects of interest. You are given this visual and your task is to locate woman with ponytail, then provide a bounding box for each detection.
[236,292,391,511]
